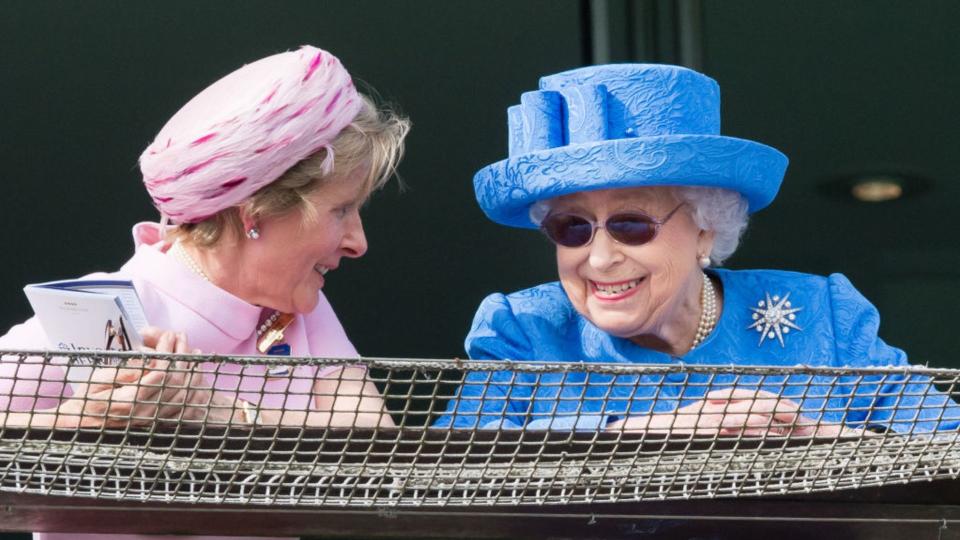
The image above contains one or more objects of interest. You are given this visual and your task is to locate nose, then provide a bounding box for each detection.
[341,212,368,258]
[587,227,623,271]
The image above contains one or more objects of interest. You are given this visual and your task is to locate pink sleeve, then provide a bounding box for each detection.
[0,317,69,411]
[303,292,359,378]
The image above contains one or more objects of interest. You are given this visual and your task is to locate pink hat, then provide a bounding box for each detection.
[139,45,362,224]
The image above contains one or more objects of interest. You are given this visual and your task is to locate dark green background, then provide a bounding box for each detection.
[1,1,958,535]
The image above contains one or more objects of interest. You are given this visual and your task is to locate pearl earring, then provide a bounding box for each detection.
[246,227,260,240]
[698,254,711,268]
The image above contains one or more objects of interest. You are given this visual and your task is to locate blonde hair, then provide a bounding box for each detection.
[173,94,410,247]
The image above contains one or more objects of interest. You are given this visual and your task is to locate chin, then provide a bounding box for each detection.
[600,325,642,339]
[590,314,644,339]
[291,296,320,314]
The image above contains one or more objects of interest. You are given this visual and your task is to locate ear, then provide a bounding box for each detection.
[697,228,716,260]
[238,206,258,233]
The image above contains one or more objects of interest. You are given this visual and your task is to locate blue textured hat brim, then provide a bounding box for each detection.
[474,134,788,229]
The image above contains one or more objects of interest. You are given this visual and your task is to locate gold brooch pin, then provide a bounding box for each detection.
[256,312,295,354]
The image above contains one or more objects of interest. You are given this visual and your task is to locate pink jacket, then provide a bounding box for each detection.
[0,222,360,540]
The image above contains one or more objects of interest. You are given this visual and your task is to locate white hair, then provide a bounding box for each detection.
[674,186,749,266]
[528,186,749,266]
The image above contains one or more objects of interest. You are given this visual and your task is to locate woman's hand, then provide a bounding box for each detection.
[305,366,395,428]
[608,388,856,437]
[52,327,226,428]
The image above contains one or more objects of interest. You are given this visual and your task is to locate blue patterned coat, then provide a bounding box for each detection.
[435,269,960,432]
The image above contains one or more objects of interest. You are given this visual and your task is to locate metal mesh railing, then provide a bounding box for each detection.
[1,349,959,508]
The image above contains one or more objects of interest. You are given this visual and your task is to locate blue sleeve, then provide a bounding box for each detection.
[829,273,960,432]
[433,294,534,429]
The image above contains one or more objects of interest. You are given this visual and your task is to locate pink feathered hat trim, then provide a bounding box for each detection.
[139,45,362,224]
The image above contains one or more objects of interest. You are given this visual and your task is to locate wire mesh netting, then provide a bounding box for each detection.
[1,349,959,508]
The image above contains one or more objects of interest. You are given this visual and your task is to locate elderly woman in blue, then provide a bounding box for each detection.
[435,64,960,436]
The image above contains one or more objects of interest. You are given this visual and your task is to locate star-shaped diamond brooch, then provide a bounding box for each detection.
[748,292,802,347]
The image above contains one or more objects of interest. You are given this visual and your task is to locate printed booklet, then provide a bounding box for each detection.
[23,279,148,386]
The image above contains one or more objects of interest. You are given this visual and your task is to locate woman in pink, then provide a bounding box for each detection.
[0,45,409,539]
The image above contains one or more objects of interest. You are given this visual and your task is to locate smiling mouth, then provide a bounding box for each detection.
[592,278,643,298]
[314,264,330,276]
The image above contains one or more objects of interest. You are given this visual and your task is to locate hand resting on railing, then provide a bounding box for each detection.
[0,327,394,430]
[53,332,213,428]
[607,388,861,437]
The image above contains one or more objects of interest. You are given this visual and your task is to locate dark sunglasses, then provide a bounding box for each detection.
[540,203,685,248]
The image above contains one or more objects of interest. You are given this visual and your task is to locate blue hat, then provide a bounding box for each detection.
[473,64,789,229]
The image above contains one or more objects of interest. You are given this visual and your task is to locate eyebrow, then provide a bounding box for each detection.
[549,201,590,215]
[552,200,662,216]
[613,202,661,213]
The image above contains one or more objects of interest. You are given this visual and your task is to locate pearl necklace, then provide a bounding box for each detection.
[170,240,211,282]
[691,273,719,349]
